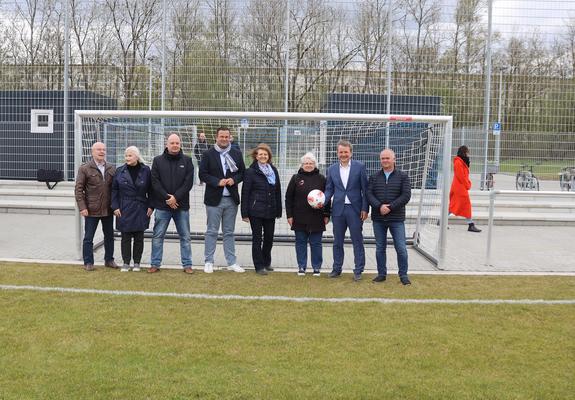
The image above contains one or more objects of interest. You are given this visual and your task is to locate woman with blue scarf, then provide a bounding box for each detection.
[241,143,282,275]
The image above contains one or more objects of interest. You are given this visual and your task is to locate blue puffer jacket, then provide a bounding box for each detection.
[241,161,282,219]
[111,163,153,232]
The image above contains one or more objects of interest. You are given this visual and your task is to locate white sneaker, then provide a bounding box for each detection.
[132,264,141,272]
[228,264,245,273]
[204,262,214,274]
[120,265,130,272]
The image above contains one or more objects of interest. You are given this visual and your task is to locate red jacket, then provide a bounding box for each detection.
[449,156,472,218]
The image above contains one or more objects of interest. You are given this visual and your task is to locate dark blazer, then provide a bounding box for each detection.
[367,168,412,222]
[324,160,369,217]
[111,163,153,232]
[151,149,194,210]
[285,168,330,232]
[74,159,116,217]
[199,147,245,206]
[241,161,282,219]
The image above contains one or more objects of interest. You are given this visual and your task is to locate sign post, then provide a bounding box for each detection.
[493,122,501,166]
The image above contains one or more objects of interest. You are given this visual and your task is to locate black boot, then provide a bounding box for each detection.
[468,223,481,233]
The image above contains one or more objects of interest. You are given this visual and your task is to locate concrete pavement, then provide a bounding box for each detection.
[1,212,573,275]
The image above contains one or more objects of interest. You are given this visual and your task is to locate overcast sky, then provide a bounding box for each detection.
[491,0,575,35]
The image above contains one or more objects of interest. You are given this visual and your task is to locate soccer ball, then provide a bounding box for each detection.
[307,189,325,209]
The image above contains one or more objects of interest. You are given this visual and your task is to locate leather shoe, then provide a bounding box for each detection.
[372,275,386,283]
[353,273,362,282]
[400,276,412,285]
[256,269,268,275]
[148,266,160,273]
[328,271,341,278]
[84,264,95,272]
[468,223,482,233]
[104,260,119,269]
[264,266,274,271]
[183,267,194,274]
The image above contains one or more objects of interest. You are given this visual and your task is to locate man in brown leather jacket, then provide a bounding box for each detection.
[75,142,117,271]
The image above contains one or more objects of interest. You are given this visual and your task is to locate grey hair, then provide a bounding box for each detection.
[125,146,145,164]
[300,152,317,166]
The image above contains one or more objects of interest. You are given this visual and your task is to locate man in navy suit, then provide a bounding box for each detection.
[324,140,369,281]
[199,127,246,273]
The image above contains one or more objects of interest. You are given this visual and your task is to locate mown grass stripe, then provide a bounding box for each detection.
[1,284,575,305]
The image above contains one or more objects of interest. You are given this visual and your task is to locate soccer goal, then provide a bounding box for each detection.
[74,110,452,268]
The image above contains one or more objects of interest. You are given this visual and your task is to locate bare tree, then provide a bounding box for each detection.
[105,0,161,108]
[397,0,441,94]
[71,0,116,90]
[354,0,389,93]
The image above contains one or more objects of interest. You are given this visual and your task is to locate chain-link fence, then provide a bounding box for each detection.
[0,0,574,188]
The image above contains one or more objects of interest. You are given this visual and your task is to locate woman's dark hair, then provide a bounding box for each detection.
[457,145,470,167]
[457,145,469,158]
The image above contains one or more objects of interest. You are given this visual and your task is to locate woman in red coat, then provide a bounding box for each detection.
[449,145,481,232]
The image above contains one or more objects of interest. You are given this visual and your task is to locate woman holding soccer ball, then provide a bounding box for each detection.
[241,143,282,275]
[285,152,330,276]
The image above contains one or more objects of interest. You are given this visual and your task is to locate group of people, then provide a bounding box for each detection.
[75,128,480,284]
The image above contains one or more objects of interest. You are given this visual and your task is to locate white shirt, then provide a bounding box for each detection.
[339,162,351,204]
[219,153,230,196]
[95,160,105,179]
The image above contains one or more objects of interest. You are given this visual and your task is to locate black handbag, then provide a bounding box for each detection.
[37,169,64,189]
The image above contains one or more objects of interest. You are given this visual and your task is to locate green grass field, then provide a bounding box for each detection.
[497,159,567,180]
[1,262,574,399]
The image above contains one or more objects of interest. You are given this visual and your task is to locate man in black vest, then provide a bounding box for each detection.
[367,149,412,285]
[199,127,246,273]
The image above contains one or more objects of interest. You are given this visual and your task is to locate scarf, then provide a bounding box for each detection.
[258,163,276,185]
[214,143,238,173]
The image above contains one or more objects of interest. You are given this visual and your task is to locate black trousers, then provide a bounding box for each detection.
[121,231,145,265]
[249,217,275,270]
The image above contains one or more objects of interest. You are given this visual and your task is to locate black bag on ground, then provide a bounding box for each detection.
[37,169,63,190]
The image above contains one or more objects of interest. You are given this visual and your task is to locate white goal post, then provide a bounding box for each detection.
[74,110,452,269]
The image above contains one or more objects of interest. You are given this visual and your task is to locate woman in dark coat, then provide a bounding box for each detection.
[111,146,153,271]
[241,143,282,275]
[449,145,481,232]
[285,152,330,276]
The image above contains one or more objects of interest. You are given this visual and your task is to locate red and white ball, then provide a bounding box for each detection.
[307,189,325,209]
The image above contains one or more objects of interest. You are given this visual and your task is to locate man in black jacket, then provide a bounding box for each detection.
[199,127,246,273]
[149,133,195,274]
[367,149,412,285]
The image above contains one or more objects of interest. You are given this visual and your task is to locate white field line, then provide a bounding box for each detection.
[1,284,574,305]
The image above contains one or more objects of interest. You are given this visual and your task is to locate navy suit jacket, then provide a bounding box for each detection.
[199,147,245,206]
[324,159,369,217]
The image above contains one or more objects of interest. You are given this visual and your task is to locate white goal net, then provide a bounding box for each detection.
[75,111,452,268]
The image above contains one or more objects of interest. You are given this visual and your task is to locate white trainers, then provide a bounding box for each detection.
[228,264,245,273]
[204,262,214,274]
[132,264,141,272]
[120,265,130,272]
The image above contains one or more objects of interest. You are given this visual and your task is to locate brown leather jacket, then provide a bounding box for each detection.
[75,159,116,217]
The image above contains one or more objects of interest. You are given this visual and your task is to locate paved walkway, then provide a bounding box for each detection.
[1,213,573,275]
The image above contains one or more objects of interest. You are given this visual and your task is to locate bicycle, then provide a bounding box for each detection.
[558,166,575,191]
[515,164,539,191]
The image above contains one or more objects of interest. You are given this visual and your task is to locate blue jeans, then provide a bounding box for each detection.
[204,197,237,265]
[150,209,192,268]
[295,230,323,271]
[332,205,365,275]
[83,216,114,265]
[372,220,408,278]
